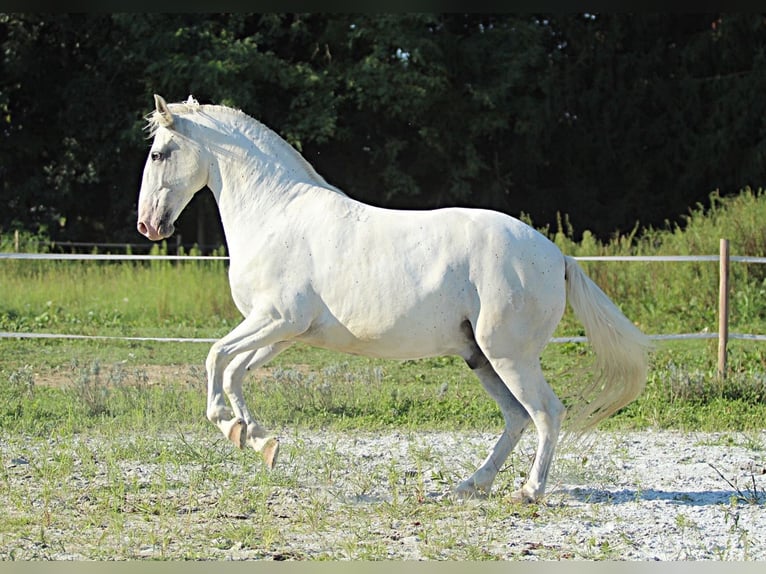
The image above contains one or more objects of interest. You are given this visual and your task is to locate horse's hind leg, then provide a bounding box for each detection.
[486,356,565,502]
[454,360,531,498]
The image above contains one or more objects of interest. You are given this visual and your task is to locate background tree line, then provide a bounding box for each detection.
[1,13,765,248]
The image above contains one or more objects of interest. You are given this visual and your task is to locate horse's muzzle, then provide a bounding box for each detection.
[137,217,173,241]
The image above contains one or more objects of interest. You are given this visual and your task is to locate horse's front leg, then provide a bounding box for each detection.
[205,312,302,467]
[222,343,293,467]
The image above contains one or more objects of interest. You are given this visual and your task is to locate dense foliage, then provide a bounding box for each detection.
[2,13,765,246]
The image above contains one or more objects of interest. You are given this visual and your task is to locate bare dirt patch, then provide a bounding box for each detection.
[28,362,286,389]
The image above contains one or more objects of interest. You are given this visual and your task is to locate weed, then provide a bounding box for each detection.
[582,536,621,560]
[716,500,756,560]
[0,366,35,423]
[70,359,111,416]
[708,462,765,505]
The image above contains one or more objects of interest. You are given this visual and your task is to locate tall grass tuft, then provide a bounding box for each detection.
[545,187,766,337]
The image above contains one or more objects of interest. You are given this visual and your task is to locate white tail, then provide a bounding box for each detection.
[563,256,653,432]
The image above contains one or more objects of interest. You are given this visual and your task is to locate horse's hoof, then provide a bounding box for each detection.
[453,480,489,500]
[261,437,279,469]
[509,488,538,504]
[227,418,247,449]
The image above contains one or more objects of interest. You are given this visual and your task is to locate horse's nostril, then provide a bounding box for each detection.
[137,221,148,235]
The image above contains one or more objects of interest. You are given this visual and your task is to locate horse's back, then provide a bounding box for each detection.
[416,207,565,303]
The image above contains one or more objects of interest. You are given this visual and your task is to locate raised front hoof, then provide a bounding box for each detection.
[250,435,280,470]
[225,418,247,449]
[453,480,490,500]
[261,437,279,470]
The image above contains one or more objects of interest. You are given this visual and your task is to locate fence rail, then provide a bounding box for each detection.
[0,253,227,261]
[3,252,766,263]
[0,239,757,378]
[7,229,219,254]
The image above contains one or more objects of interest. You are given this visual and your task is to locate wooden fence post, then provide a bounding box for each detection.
[718,238,730,380]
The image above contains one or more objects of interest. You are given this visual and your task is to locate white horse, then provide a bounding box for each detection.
[137,95,651,502]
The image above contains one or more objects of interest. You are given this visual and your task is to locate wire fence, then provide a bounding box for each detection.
[3,251,766,263]
[5,331,766,344]
[0,253,227,261]
[2,241,764,375]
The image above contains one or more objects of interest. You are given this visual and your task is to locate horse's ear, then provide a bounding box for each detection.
[154,94,174,128]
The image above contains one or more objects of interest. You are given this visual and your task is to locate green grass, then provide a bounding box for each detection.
[547,187,766,337]
[2,336,766,437]
[0,241,236,338]
[2,187,766,435]
[4,192,766,561]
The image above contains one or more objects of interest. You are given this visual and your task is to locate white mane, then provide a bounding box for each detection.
[145,97,341,192]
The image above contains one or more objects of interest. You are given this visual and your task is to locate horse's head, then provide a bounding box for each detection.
[137,95,209,241]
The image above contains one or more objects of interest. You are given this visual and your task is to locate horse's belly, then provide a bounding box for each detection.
[300,299,470,360]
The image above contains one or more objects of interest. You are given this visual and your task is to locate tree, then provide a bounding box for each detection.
[537,13,766,236]
[2,14,766,247]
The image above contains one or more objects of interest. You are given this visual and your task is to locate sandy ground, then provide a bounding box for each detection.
[3,426,764,560]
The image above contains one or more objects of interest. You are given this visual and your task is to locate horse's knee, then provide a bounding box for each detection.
[205,344,220,375]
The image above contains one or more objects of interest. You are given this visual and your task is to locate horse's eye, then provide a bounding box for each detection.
[151,151,164,162]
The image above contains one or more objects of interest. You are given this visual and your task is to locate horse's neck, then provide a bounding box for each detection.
[206,108,341,192]
[188,110,348,260]
[248,124,338,191]
[204,129,341,261]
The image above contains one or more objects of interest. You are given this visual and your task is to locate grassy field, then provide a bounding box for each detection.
[2,336,766,436]
[3,188,766,435]
[2,189,766,560]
